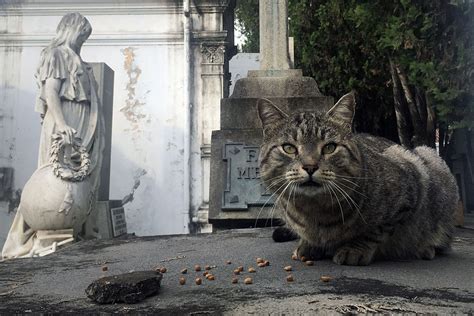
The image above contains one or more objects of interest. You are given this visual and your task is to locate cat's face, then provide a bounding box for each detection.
[258,93,362,201]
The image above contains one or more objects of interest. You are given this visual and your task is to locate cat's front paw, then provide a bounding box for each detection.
[333,246,375,266]
[295,241,325,260]
[273,226,299,243]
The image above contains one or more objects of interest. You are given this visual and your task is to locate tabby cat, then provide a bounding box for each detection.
[257,93,459,265]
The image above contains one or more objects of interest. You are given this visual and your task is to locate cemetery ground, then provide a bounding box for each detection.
[0,225,473,314]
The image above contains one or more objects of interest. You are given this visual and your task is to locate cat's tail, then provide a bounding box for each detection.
[272,226,299,242]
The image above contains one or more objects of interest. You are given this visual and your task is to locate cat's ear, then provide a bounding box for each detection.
[327,92,356,126]
[257,98,288,128]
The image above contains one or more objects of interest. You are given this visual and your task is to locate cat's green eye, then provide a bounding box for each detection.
[322,143,337,155]
[282,144,297,155]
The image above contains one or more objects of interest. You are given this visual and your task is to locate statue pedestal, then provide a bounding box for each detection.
[209,71,333,227]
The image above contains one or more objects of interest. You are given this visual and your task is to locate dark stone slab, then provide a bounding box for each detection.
[85,270,163,304]
[90,63,114,201]
[83,200,124,239]
[109,199,123,209]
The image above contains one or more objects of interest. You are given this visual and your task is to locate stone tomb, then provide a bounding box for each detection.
[209,70,334,226]
[210,0,334,226]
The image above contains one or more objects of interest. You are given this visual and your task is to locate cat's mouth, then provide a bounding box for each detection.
[300,180,322,188]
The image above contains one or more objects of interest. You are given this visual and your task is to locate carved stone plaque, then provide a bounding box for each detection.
[222,143,275,210]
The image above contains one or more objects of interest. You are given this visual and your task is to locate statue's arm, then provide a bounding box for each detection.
[44,78,76,144]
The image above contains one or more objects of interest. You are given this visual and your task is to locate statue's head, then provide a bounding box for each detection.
[50,13,92,50]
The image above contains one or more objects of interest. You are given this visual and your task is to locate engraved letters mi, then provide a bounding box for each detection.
[222,144,274,210]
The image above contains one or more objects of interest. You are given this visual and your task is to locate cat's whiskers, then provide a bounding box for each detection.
[256,179,288,227]
[288,182,300,227]
[255,175,287,187]
[265,181,287,228]
[293,183,299,206]
[285,182,297,217]
[242,175,289,224]
[264,176,289,191]
[324,182,345,224]
[268,180,294,227]
[329,181,368,224]
[329,181,358,209]
[322,182,337,220]
[262,170,300,227]
[256,177,289,225]
[334,179,368,198]
[251,175,288,196]
[255,178,290,227]
[332,174,372,180]
[272,181,296,228]
[332,176,360,187]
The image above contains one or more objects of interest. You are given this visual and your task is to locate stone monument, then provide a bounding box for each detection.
[1,13,112,258]
[209,0,333,226]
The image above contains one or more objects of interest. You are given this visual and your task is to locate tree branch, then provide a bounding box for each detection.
[390,59,413,148]
[395,65,426,146]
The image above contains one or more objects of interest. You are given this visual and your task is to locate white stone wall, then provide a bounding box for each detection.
[0,0,232,247]
[229,53,260,95]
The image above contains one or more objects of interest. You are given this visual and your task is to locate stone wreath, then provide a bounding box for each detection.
[49,133,90,182]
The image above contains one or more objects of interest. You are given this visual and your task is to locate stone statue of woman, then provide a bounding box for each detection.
[2,13,104,259]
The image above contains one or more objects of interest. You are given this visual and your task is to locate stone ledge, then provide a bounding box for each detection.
[231,76,322,98]
[220,96,334,129]
[247,69,302,78]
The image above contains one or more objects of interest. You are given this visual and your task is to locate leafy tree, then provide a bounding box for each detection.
[235,0,259,53]
[235,0,474,152]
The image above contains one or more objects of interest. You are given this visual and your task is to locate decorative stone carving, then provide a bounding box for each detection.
[20,134,93,231]
[1,12,104,259]
[201,43,225,64]
[221,143,275,210]
[218,0,231,7]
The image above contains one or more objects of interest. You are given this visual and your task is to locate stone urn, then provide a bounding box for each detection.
[20,134,92,231]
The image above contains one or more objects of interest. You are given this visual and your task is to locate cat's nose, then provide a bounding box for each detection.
[302,165,318,175]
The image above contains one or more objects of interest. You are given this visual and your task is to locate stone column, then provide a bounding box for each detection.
[250,0,300,78]
[194,42,226,233]
[190,0,236,234]
[259,0,291,71]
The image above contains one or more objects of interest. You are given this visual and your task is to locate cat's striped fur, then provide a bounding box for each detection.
[257,93,459,265]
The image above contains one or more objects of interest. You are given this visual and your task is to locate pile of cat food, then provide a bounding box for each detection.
[90,258,333,304]
[145,255,333,286]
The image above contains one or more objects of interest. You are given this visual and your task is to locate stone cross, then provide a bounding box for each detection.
[259,0,291,70]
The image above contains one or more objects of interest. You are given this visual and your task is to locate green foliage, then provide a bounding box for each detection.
[235,0,259,53]
[236,0,474,135]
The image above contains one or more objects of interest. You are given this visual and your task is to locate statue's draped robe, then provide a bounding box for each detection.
[2,46,104,259]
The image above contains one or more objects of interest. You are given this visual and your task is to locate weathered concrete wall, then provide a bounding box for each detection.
[0,0,233,247]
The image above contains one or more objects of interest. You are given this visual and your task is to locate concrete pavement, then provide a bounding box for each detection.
[0,227,472,314]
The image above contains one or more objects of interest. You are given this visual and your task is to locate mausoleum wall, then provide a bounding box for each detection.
[0,0,234,248]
